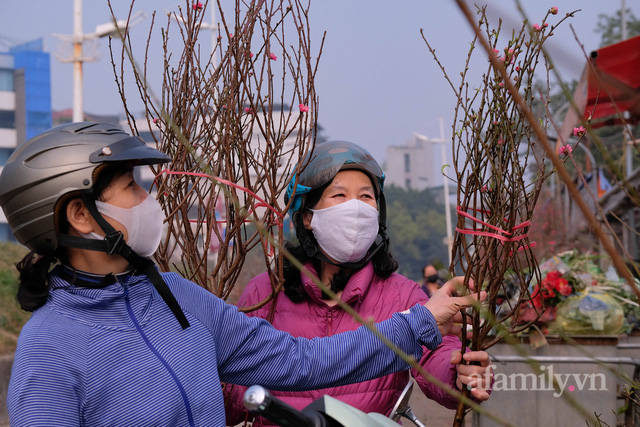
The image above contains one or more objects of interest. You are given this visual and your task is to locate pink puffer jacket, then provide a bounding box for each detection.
[224,262,462,426]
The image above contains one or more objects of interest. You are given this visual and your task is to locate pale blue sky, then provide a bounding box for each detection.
[1,1,638,162]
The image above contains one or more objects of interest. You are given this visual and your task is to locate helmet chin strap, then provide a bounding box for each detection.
[57,192,190,329]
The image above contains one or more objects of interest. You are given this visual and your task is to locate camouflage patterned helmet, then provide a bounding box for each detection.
[284,140,385,218]
[0,122,170,254]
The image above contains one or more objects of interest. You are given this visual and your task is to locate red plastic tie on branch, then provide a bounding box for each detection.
[155,169,284,256]
[456,205,512,235]
[455,206,536,254]
[156,169,284,221]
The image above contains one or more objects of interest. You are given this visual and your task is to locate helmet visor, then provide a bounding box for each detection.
[89,136,171,165]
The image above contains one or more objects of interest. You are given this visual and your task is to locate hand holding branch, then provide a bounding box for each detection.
[424,277,486,337]
[451,350,493,401]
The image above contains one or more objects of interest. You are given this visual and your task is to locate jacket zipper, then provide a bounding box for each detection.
[123,285,196,427]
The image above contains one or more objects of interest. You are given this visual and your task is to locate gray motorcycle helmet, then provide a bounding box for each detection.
[0,122,170,255]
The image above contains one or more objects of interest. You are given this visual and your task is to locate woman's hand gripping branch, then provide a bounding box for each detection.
[424,277,492,401]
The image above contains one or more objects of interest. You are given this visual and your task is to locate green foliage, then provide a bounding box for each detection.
[384,185,450,281]
[596,9,640,47]
[0,242,30,354]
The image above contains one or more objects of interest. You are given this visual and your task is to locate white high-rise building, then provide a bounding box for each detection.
[385,133,448,191]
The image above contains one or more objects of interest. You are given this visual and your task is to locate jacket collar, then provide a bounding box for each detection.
[47,265,153,329]
[54,264,136,289]
[300,261,375,306]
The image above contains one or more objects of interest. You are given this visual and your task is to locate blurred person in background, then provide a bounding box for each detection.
[422,264,445,297]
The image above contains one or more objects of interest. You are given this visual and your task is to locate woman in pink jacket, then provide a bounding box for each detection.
[224,141,492,426]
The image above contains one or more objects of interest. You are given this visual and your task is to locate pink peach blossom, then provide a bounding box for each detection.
[573,126,586,137]
[558,144,573,156]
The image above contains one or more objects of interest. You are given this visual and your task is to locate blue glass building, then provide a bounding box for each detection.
[0,38,52,242]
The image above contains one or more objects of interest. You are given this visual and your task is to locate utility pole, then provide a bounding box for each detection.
[72,0,84,122]
[439,117,453,267]
[414,122,454,267]
[53,1,145,123]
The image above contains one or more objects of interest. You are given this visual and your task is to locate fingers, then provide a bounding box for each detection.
[441,276,477,295]
[442,324,474,340]
[436,276,487,300]
[456,365,493,399]
[450,350,463,365]
[453,351,493,402]
[437,277,462,297]
[456,357,493,394]
[454,292,487,307]
[444,294,487,316]
[444,322,462,338]
[470,388,491,401]
[460,350,491,367]
[432,277,485,304]
[466,278,477,292]
[451,351,491,368]
[450,312,464,324]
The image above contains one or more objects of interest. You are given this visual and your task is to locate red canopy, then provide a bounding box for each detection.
[558,35,640,146]
[585,35,640,127]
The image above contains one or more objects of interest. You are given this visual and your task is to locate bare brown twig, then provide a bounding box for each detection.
[109,0,321,302]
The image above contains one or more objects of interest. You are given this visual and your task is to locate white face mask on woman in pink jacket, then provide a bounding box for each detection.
[309,199,379,263]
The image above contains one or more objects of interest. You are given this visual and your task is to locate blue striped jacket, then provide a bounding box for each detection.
[7,267,441,426]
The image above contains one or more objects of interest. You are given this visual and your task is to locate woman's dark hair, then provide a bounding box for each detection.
[14,164,130,312]
[15,251,58,311]
[283,177,398,303]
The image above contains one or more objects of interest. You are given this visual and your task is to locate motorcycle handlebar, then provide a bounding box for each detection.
[243,385,326,427]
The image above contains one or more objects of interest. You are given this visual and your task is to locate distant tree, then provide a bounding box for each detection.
[384,185,449,281]
[596,9,640,47]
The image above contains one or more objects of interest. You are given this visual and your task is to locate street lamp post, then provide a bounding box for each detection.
[438,118,454,268]
[72,0,83,122]
[414,117,454,266]
[53,0,145,122]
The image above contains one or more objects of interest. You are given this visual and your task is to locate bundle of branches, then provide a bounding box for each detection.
[424,5,575,425]
[108,0,322,302]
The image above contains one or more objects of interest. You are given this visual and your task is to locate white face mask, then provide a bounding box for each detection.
[309,198,379,264]
[81,194,165,257]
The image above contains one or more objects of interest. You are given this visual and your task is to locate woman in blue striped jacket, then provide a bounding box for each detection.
[0,122,482,427]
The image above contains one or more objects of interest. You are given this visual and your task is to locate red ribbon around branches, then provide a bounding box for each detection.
[155,169,284,256]
[456,206,537,255]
